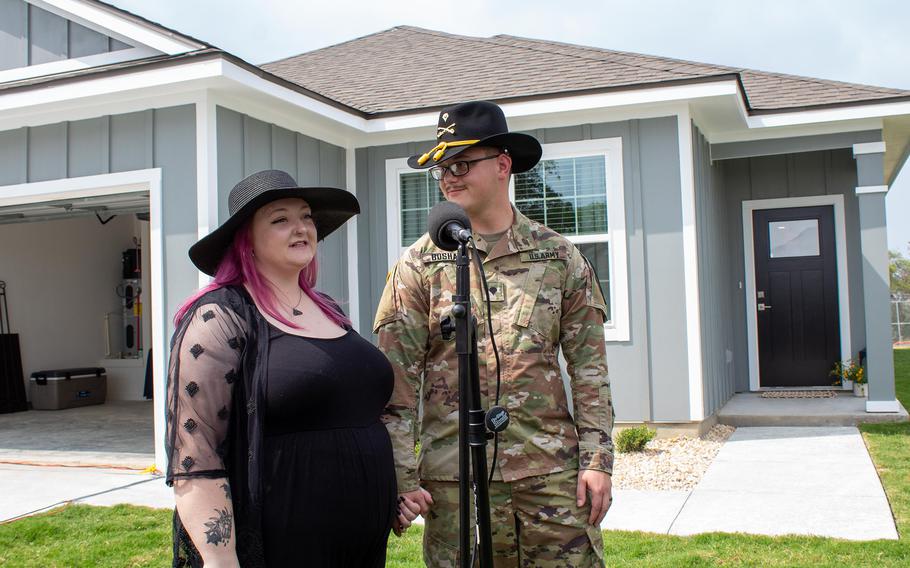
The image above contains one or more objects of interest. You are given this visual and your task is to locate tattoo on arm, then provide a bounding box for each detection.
[220,482,232,500]
[203,508,233,546]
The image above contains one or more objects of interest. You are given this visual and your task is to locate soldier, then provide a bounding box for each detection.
[375,100,614,567]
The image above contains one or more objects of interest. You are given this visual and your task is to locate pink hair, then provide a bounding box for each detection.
[174,221,351,329]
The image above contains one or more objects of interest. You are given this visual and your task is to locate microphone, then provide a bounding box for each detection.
[428,201,472,251]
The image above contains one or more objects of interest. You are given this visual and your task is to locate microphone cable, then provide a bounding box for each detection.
[466,239,503,485]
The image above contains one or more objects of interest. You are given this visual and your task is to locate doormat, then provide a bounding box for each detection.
[760,390,837,399]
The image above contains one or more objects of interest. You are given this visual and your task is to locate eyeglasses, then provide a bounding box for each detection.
[428,154,502,181]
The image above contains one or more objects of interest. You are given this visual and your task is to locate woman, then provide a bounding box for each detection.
[165,170,418,567]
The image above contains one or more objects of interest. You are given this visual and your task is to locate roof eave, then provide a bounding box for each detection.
[355,73,750,119]
[0,49,369,120]
[749,96,910,116]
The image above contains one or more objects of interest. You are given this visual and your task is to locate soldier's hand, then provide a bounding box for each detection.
[401,487,434,516]
[577,469,613,526]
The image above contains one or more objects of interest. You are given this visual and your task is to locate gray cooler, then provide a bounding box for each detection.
[29,367,107,410]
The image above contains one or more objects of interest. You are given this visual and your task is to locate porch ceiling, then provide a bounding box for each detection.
[884,116,910,186]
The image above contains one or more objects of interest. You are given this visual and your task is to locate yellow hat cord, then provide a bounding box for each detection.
[416,139,480,166]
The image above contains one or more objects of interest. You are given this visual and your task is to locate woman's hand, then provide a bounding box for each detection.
[391,487,433,536]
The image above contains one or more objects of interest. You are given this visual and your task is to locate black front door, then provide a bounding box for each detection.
[753,206,840,387]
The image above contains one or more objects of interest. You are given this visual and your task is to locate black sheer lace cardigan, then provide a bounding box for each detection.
[166,284,335,567]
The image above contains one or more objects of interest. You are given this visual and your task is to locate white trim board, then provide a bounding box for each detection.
[0,169,167,467]
[677,111,705,420]
[0,47,161,84]
[856,185,889,195]
[741,195,852,391]
[345,145,361,333]
[853,142,887,156]
[194,92,218,288]
[384,157,409,273]
[866,400,902,413]
[31,0,202,54]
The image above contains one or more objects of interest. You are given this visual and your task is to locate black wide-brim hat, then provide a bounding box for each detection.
[189,169,359,276]
[407,100,542,173]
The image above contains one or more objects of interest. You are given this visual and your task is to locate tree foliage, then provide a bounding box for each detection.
[892,247,910,296]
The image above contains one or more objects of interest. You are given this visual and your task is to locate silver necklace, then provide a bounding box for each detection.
[279,287,303,316]
[291,288,303,316]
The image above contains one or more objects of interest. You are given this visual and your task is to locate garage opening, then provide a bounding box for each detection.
[0,189,155,469]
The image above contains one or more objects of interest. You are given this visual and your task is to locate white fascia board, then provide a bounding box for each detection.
[31,0,201,54]
[855,185,889,195]
[206,90,354,151]
[218,60,369,132]
[853,141,887,155]
[746,101,910,129]
[0,58,224,115]
[359,102,689,148]
[708,119,884,144]
[363,80,741,134]
[0,46,160,84]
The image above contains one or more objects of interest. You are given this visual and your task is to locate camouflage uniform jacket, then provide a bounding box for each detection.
[374,207,614,493]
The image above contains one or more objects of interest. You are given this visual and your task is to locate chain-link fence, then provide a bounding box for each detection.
[894,295,910,347]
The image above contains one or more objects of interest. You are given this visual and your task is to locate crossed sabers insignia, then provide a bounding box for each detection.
[436,123,456,139]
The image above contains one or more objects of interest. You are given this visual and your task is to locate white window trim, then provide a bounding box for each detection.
[384,157,411,271]
[533,139,629,342]
[384,137,630,342]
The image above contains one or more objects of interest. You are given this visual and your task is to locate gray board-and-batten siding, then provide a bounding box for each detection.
[356,115,695,423]
[0,105,198,343]
[692,125,737,419]
[0,0,132,71]
[215,107,349,311]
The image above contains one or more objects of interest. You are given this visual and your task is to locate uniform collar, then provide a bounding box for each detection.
[474,206,537,262]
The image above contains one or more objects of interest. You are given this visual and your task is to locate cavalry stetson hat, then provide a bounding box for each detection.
[407,100,542,173]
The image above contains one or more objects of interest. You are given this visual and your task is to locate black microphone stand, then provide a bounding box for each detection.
[441,240,494,568]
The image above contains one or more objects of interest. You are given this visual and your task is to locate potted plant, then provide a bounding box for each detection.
[830,359,867,397]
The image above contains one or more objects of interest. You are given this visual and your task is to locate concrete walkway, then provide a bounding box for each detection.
[1,427,899,542]
[0,463,172,523]
[605,426,899,540]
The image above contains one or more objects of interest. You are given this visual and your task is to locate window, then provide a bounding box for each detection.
[398,171,444,247]
[385,138,628,341]
[768,219,820,258]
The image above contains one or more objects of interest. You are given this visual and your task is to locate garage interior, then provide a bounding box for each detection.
[0,191,155,467]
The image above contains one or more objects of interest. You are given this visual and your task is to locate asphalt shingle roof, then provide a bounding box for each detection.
[261,26,910,116]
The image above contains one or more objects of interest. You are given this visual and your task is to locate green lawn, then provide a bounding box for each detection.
[1,351,908,567]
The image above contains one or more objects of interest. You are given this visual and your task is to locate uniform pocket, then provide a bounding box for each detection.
[514,262,561,341]
[423,526,460,567]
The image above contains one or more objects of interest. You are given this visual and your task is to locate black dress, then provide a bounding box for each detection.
[165,287,396,567]
[262,325,397,566]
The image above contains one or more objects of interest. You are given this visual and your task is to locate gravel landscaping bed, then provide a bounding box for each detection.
[612,425,736,490]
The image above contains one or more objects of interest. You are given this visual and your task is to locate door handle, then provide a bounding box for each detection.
[757,303,772,311]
